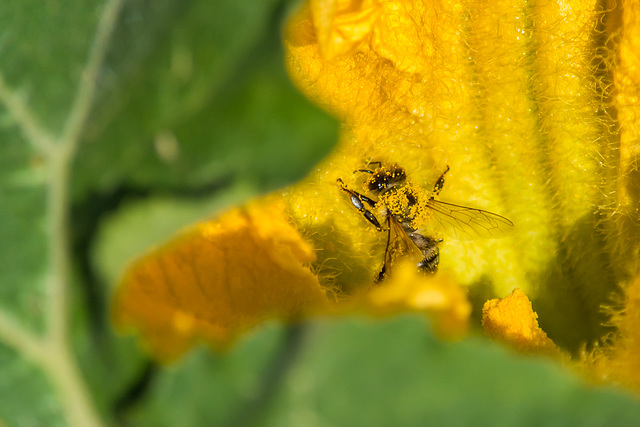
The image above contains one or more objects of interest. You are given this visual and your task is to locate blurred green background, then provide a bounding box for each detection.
[1,0,640,426]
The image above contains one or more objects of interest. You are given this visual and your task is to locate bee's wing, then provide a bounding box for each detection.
[382,216,424,272]
[424,199,514,241]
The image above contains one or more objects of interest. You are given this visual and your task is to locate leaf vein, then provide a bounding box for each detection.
[0,74,55,154]
[60,0,125,156]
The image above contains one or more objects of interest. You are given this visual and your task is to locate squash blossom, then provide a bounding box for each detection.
[113,0,640,392]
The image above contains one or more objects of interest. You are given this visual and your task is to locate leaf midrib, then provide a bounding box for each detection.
[0,0,125,426]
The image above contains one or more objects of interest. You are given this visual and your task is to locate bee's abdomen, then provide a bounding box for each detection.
[417,251,439,274]
[409,233,440,274]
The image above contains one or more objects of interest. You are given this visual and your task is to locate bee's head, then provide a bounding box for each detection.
[367,163,406,192]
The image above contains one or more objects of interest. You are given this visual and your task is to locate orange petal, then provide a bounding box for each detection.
[365,262,471,338]
[482,289,558,355]
[112,197,329,362]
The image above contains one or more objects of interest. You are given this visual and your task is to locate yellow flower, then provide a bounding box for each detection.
[114,0,640,394]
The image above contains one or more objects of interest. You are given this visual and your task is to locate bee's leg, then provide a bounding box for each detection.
[337,179,382,231]
[432,165,450,196]
[375,216,392,283]
[354,161,383,175]
[375,265,387,283]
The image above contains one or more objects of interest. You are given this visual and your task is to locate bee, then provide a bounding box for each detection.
[337,162,513,282]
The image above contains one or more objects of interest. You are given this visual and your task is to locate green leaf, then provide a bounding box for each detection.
[0,0,103,134]
[124,325,300,426]
[129,316,640,427]
[0,0,337,425]
[0,345,67,427]
[73,0,337,198]
[0,130,47,333]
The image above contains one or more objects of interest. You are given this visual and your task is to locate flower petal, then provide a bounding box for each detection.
[365,261,471,338]
[112,197,328,361]
[482,288,558,355]
[584,275,640,391]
